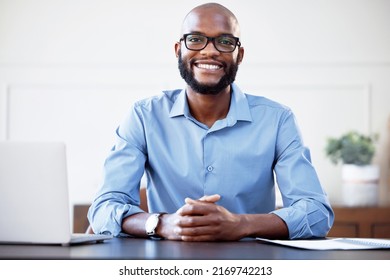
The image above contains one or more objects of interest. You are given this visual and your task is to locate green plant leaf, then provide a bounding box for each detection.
[324,131,377,165]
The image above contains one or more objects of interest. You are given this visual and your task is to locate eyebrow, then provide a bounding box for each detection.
[186,31,237,37]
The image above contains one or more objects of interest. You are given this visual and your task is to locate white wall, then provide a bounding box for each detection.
[1,0,389,208]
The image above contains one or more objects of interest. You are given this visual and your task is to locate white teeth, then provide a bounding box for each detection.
[197,63,221,70]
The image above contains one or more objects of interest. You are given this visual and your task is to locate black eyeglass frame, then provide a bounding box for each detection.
[180,33,241,53]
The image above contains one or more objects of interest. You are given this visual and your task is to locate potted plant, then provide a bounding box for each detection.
[325,131,379,206]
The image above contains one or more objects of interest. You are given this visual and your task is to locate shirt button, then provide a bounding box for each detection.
[207,166,213,172]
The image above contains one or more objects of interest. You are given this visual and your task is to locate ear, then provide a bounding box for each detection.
[174,42,181,58]
[237,46,244,65]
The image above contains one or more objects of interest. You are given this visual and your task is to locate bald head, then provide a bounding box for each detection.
[181,3,241,37]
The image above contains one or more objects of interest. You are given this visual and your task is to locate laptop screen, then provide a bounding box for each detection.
[0,142,72,244]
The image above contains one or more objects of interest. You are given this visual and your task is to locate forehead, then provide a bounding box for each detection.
[181,9,240,37]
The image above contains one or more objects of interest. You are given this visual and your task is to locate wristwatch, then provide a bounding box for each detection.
[145,213,164,238]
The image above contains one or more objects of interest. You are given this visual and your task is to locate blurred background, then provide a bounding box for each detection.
[1,0,389,214]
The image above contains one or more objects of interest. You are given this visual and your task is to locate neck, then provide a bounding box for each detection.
[186,85,231,128]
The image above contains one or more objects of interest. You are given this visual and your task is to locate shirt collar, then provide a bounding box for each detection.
[168,83,253,123]
[169,89,188,118]
[229,83,252,123]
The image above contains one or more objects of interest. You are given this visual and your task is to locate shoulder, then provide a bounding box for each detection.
[245,93,292,114]
[233,83,289,112]
[133,89,182,111]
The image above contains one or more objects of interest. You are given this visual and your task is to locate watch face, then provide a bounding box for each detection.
[145,214,160,235]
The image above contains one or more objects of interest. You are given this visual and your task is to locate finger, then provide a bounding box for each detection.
[175,205,185,214]
[177,204,203,217]
[179,202,215,217]
[198,194,221,203]
[185,194,221,204]
[176,214,211,228]
[176,224,219,237]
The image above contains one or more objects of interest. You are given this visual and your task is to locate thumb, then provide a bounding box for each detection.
[185,194,221,204]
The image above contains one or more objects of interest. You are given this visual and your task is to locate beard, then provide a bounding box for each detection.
[177,50,239,95]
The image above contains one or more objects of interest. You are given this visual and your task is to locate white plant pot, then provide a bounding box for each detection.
[342,164,380,207]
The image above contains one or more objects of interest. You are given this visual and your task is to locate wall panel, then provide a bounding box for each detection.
[5,84,155,203]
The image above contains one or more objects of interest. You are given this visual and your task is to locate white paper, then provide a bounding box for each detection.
[256,237,390,250]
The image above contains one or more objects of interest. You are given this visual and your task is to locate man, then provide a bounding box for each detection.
[88,3,334,241]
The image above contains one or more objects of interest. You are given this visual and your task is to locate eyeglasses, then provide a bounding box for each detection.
[180,33,241,53]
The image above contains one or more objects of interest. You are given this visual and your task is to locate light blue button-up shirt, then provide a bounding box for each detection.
[88,83,334,239]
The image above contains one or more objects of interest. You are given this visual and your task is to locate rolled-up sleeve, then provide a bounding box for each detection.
[271,110,334,239]
[88,104,147,236]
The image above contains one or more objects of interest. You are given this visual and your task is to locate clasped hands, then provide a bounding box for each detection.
[158,194,246,241]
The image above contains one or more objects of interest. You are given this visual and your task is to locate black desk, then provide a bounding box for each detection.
[1,237,390,259]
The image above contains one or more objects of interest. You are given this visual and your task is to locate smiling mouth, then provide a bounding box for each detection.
[195,63,222,70]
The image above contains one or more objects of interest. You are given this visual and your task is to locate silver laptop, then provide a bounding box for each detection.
[0,141,112,246]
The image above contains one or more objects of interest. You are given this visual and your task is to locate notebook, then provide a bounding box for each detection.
[0,141,112,246]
